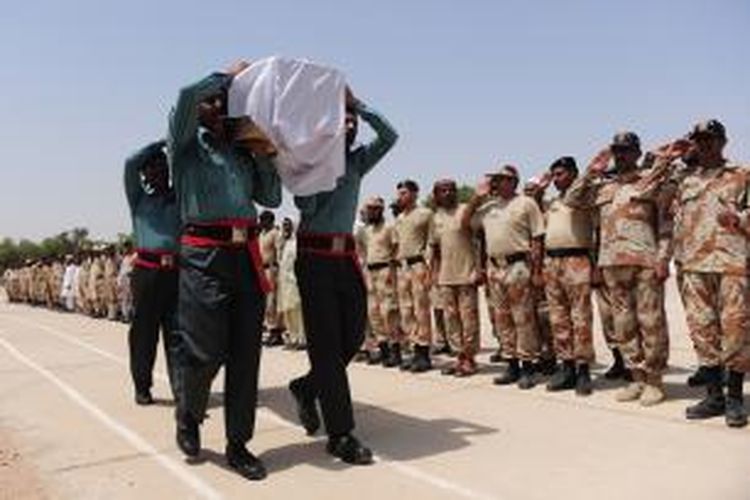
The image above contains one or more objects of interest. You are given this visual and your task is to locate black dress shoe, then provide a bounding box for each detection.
[176,411,200,457]
[289,378,320,436]
[326,434,373,465]
[135,390,154,406]
[226,443,267,481]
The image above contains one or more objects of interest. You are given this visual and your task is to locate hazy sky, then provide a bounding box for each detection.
[1,0,748,241]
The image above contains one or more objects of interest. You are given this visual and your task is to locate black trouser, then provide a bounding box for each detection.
[295,253,366,436]
[177,244,265,444]
[129,266,180,399]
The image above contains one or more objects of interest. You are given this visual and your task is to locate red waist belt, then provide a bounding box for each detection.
[297,232,364,284]
[180,218,271,293]
[135,248,178,270]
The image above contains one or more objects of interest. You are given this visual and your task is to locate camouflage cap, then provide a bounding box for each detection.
[489,164,520,180]
[610,131,641,150]
[689,119,726,140]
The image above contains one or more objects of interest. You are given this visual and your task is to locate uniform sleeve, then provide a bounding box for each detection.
[251,155,282,208]
[353,101,399,176]
[124,140,165,214]
[167,73,232,161]
[527,198,546,238]
[635,157,678,200]
[564,173,600,209]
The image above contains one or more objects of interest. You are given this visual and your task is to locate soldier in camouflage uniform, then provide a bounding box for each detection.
[464,166,545,389]
[672,120,750,428]
[537,157,596,395]
[566,132,688,406]
[393,179,434,372]
[259,210,285,346]
[524,175,557,376]
[362,196,403,367]
[431,179,480,376]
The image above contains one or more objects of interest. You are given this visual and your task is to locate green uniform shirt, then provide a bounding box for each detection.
[295,102,398,234]
[168,73,281,224]
[124,141,180,252]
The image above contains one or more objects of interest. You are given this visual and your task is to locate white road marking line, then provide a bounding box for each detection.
[0,333,222,500]
[6,313,501,500]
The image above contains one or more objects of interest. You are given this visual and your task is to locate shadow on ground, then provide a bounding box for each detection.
[254,385,498,473]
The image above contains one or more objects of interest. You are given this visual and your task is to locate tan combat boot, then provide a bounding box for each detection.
[640,375,666,407]
[615,381,644,402]
[615,369,645,402]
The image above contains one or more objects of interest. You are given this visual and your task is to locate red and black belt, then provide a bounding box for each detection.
[180,218,271,293]
[135,248,178,270]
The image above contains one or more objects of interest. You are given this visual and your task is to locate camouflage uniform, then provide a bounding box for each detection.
[76,258,90,314]
[473,195,545,363]
[393,206,433,348]
[567,156,672,389]
[544,196,595,363]
[673,162,750,372]
[260,226,283,333]
[363,220,400,346]
[103,254,119,319]
[431,204,480,371]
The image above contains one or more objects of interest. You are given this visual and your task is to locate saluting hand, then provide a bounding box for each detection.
[587,148,612,176]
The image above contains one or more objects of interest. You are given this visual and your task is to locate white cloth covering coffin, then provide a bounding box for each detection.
[227,57,347,196]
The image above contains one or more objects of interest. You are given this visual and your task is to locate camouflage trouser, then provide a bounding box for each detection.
[602,266,668,378]
[544,255,594,363]
[484,279,500,343]
[533,286,554,361]
[367,265,401,344]
[594,283,617,349]
[264,266,282,330]
[681,272,750,372]
[396,260,433,347]
[488,260,539,362]
[440,284,479,356]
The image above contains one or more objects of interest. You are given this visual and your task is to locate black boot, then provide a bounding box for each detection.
[725,370,748,428]
[687,365,713,387]
[686,366,725,420]
[576,363,593,396]
[176,410,200,457]
[226,442,267,480]
[383,343,403,368]
[289,377,321,436]
[537,357,558,377]
[489,349,504,364]
[517,361,537,390]
[494,358,520,385]
[327,433,373,465]
[135,388,154,406]
[370,342,389,366]
[604,348,628,380]
[547,360,576,392]
[399,349,414,371]
[410,345,433,373]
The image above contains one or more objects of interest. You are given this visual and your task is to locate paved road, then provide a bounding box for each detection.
[1,280,749,499]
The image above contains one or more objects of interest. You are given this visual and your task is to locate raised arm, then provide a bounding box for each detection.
[251,154,282,208]
[167,73,232,158]
[353,100,399,176]
[564,149,610,209]
[123,140,166,213]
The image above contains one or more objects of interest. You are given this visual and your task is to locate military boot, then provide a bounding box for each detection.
[686,366,725,420]
[604,348,628,380]
[517,361,537,390]
[494,358,520,385]
[640,374,666,407]
[725,370,748,428]
[410,345,433,373]
[575,363,593,396]
[687,365,713,387]
[383,343,403,368]
[369,342,389,365]
[547,360,576,391]
[615,370,645,402]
